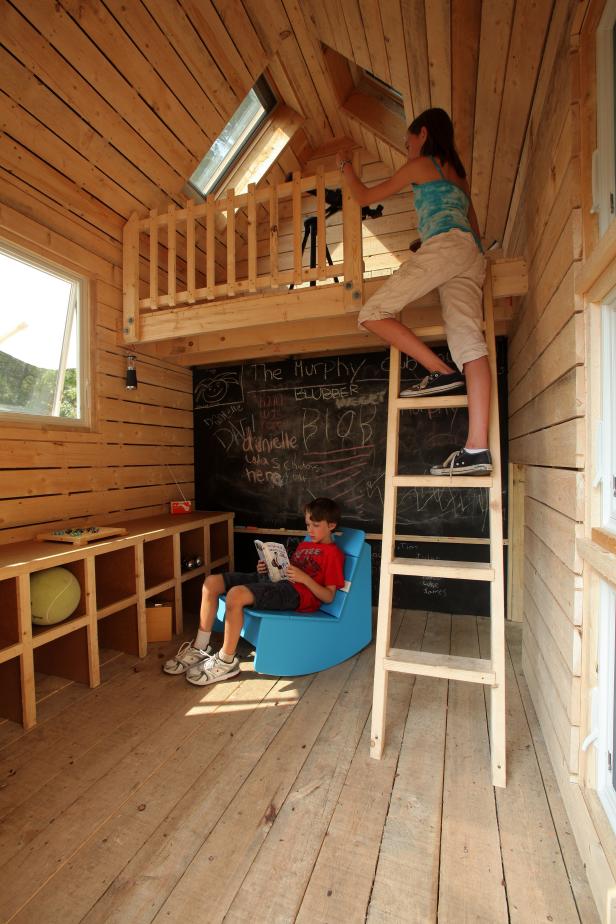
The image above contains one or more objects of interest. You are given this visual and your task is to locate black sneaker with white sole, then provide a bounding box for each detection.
[400,370,465,397]
[430,448,492,476]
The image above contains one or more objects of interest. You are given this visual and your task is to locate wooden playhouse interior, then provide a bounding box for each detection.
[1,0,616,921]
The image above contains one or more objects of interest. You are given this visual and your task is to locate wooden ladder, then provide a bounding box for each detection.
[369,267,507,787]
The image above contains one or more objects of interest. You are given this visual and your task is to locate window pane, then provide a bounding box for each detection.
[189,80,275,195]
[0,251,80,419]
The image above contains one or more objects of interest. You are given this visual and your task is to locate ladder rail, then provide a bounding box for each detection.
[369,260,507,787]
[484,267,506,787]
[370,346,402,759]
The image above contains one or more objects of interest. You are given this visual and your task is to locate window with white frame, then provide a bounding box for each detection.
[601,300,616,533]
[597,581,616,830]
[0,243,89,425]
[595,0,616,235]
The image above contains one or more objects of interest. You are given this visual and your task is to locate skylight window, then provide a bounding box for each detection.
[189,77,276,197]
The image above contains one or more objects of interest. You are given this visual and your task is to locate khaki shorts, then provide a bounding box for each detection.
[358,229,487,371]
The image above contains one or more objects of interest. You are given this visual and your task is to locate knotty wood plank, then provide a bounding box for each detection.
[380,0,414,120]
[294,612,426,922]
[525,556,582,676]
[525,496,583,575]
[402,0,431,119]
[508,367,585,442]
[478,620,584,924]
[0,642,189,818]
[484,0,554,244]
[471,0,515,236]
[367,612,449,923]
[522,622,580,775]
[223,642,383,921]
[438,615,507,923]
[425,0,451,114]
[0,644,209,868]
[360,0,391,83]
[126,661,356,924]
[4,667,289,923]
[450,0,481,179]
[0,2,184,202]
[509,265,578,392]
[509,313,584,418]
[11,0,194,176]
[509,627,602,924]
[524,587,581,726]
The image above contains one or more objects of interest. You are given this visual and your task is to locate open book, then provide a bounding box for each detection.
[254,540,291,582]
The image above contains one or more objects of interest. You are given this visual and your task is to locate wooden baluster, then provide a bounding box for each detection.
[149,208,158,309]
[247,182,257,293]
[167,203,176,308]
[206,193,215,300]
[342,153,363,311]
[292,170,302,286]
[270,184,279,289]
[122,211,140,341]
[316,165,326,281]
[186,198,195,304]
[227,188,236,296]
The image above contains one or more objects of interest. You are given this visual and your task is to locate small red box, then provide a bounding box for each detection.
[170,501,192,515]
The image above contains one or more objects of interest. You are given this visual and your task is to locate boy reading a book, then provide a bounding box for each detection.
[163,497,345,685]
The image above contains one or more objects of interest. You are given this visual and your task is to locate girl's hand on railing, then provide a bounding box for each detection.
[337,152,353,173]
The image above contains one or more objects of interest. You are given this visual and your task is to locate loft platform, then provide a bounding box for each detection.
[121,168,527,366]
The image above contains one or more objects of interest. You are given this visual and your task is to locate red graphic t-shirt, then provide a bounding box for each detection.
[290,541,345,612]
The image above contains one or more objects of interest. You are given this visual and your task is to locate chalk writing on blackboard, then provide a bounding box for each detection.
[193,345,507,542]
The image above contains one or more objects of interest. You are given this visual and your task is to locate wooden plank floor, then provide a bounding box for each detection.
[0,611,601,924]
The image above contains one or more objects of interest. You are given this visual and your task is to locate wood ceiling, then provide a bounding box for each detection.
[0,0,562,364]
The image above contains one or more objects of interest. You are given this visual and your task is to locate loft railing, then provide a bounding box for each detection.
[122,166,363,342]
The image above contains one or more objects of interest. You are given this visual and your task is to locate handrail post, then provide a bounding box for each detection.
[342,152,363,311]
[122,211,140,342]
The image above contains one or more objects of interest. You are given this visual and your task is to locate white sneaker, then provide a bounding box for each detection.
[162,641,212,675]
[185,652,240,686]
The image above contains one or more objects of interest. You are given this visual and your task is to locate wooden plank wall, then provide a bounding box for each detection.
[0,176,194,546]
[504,1,585,779]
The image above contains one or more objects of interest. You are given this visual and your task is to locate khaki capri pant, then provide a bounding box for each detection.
[358,228,487,371]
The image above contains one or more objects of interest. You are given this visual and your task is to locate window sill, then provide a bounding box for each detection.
[578,535,616,589]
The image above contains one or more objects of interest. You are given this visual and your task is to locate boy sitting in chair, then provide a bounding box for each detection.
[163,497,345,685]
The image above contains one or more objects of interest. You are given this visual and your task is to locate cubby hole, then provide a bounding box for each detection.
[95,547,136,610]
[33,626,91,685]
[210,521,229,563]
[31,558,87,640]
[98,604,140,656]
[181,574,204,622]
[143,536,174,590]
[0,577,19,649]
[180,527,205,573]
[0,657,23,723]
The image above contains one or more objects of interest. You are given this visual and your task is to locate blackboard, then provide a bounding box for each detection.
[194,343,508,615]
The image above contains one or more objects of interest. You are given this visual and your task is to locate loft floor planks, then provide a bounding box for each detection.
[0,613,600,924]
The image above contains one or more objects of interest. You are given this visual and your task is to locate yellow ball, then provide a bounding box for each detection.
[30,567,81,625]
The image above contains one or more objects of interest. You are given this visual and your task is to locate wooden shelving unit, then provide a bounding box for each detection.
[0,511,234,730]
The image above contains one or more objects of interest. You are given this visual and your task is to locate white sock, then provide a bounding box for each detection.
[195,629,211,650]
[218,649,235,663]
[464,447,488,454]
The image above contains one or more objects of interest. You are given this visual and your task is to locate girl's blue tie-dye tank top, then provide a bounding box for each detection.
[412,157,481,249]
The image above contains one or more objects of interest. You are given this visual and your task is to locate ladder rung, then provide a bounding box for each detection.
[389,557,495,581]
[384,648,496,684]
[396,394,468,410]
[393,474,494,488]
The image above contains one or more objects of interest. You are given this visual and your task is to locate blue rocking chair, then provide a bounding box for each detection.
[213,527,372,676]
